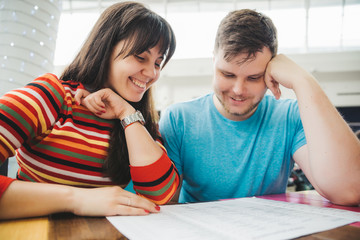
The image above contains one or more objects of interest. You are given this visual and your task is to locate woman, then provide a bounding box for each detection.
[0,1,179,219]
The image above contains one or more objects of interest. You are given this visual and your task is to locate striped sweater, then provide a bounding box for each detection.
[0,73,179,204]
[0,176,15,199]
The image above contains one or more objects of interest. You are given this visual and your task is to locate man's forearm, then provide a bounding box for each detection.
[294,76,360,205]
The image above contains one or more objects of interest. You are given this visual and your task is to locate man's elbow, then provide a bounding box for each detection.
[327,188,360,206]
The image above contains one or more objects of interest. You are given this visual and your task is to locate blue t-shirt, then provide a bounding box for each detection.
[159,93,306,203]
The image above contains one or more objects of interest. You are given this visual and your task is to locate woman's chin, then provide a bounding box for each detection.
[124,95,143,103]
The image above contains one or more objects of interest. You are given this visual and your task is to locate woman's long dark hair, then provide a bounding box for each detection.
[60,1,176,185]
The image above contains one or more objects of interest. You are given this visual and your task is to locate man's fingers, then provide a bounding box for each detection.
[264,74,281,100]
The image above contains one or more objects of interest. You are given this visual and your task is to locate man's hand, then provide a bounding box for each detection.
[264,54,313,99]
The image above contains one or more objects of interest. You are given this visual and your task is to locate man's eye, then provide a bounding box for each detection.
[222,72,234,78]
[135,55,145,61]
[248,76,261,81]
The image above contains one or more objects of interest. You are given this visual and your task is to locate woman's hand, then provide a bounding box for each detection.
[70,186,160,216]
[76,88,135,120]
[0,181,160,219]
[74,88,91,106]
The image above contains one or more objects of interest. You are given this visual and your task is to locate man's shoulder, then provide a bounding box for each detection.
[261,95,301,123]
[263,94,298,109]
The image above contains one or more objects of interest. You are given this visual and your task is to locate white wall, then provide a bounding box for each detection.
[0,0,62,96]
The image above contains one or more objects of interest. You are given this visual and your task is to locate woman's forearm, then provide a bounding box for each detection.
[0,180,160,220]
[0,181,73,219]
[124,121,163,166]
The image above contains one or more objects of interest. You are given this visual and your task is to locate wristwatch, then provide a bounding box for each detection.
[121,110,145,129]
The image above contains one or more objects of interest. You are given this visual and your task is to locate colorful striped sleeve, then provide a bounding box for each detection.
[0,73,64,162]
[0,176,15,199]
[130,150,180,205]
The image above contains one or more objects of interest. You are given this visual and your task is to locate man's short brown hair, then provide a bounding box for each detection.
[214,9,278,62]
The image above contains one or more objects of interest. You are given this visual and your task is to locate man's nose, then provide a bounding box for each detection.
[233,79,246,95]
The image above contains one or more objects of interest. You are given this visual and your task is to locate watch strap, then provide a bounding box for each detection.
[121,110,145,129]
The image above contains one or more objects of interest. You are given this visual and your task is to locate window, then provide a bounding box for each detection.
[54,0,360,65]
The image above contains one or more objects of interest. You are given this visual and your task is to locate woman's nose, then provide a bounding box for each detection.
[142,63,157,79]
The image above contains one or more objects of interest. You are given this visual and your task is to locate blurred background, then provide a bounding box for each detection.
[1,0,360,179]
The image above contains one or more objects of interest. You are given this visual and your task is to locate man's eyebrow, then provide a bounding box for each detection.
[249,71,265,77]
[217,67,234,74]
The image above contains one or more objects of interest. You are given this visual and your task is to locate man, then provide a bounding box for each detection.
[159,9,360,205]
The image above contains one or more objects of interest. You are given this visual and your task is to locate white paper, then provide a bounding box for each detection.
[107,197,360,240]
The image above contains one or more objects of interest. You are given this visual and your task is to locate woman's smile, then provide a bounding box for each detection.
[130,76,147,89]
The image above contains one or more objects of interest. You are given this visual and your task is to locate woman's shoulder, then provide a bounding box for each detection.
[59,79,84,93]
[34,73,85,95]
[33,73,60,85]
[31,73,64,93]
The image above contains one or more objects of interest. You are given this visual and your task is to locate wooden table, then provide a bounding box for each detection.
[0,213,125,240]
[1,191,359,240]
